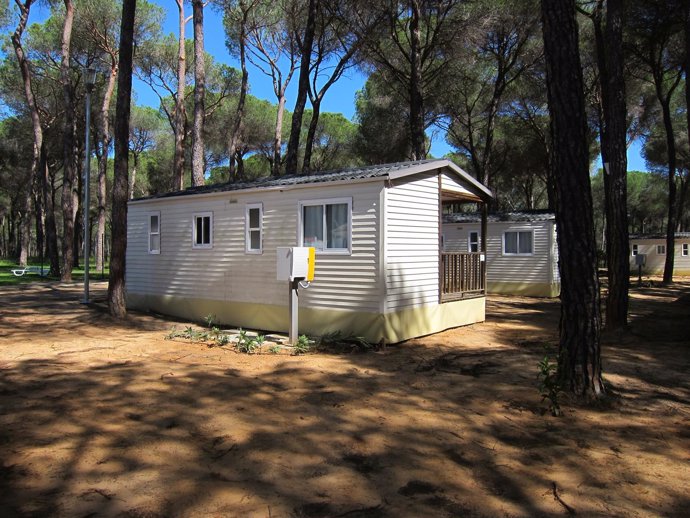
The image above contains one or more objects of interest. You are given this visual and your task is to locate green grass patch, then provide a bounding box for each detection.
[0,258,109,287]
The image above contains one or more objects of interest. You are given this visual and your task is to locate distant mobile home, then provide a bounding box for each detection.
[630,233,690,276]
[442,212,560,297]
[126,159,493,343]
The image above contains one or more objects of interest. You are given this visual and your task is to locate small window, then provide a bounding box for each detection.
[656,244,665,255]
[300,198,351,253]
[148,212,160,254]
[193,212,213,249]
[468,231,479,253]
[246,203,262,254]
[683,243,688,257]
[504,230,533,255]
[631,244,638,256]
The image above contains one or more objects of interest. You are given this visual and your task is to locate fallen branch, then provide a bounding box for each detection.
[552,481,576,515]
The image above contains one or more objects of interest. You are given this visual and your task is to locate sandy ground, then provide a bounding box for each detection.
[0,280,688,518]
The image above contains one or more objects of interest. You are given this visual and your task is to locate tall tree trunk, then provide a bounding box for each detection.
[227,7,249,181]
[227,7,248,181]
[685,2,690,263]
[59,0,76,281]
[108,0,136,318]
[541,0,604,399]
[11,0,40,268]
[658,93,677,284]
[191,0,206,186]
[129,153,139,199]
[33,172,44,269]
[273,93,286,176]
[408,0,426,161]
[303,99,320,172]
[41,144,60,276]
[593,0,629,329]
[97,63,117,273]
[285,0,318,174]
[173,0,188,190]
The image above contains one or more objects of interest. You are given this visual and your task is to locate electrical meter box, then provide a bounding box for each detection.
[635,254,646,266]
[277,247,316,281]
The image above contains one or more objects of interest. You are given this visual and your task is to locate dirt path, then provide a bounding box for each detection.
[1,280,688,517]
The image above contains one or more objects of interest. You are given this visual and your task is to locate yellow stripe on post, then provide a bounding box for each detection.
[306,247,315,281]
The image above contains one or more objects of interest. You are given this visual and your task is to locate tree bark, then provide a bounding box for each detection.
[408,0,426,160]
[33,168,44,269]
[41,144,60,276]
[173,0,188,190]
[59,0,76,281]
[96,63,117,274]
[685,1,690,272]
[541,0,604,399]
[658,93,677,284]
[227,4,249,181]
[191,0,206,186]
[593,0,629,329]
[108,0,136,318]
[302,99,320,172]
[10,0,40,268]
[128,152,142,199]
[273,93,287,176]
[285,0,318,174]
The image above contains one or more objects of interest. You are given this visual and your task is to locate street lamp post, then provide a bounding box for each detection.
[82,67,97,304]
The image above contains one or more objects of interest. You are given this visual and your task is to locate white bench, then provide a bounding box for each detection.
[11,266,49,277]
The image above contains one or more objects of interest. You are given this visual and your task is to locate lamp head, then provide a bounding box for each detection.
[85,67,97,91]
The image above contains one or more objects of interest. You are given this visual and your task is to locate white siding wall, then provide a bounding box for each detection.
[127,180,382,312]
[630,239,690,274]
[385,172,440,311]
[443,220,555,285]
[551,222,560,284]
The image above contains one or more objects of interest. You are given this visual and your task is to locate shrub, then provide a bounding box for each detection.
[537,346,562,417]
[292,335,311,355]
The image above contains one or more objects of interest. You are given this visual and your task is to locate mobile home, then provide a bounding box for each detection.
[126,159,493,343]
[630,233,690,276]
[442,211,560,297]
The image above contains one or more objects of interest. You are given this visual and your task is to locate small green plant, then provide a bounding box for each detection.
[537,346,562,417]
[204,313,217,328]
[268,345,282,354]
[166,326,182,340]
[235,329,265,353]
[292,335,311,355]
[167,324,226,345]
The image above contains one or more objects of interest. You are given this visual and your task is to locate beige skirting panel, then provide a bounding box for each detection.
[127,293,486,344]
[487,280,560,298]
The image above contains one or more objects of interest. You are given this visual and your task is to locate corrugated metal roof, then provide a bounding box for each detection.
[630,232,690,240]
[443,210,556,223]
[133,159,447,201]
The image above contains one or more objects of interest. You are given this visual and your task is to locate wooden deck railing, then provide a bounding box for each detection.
[441,252,485,302]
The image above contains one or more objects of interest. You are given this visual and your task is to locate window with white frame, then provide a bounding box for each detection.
[631,244,638,256]
[682,243,688,256]
[246,203,263,253]
[299,198,351,253]
[657,244,666,255]
[503,230,533,255]
[193,212,213,249]
[148,212,160,254]
[468,231,479,253]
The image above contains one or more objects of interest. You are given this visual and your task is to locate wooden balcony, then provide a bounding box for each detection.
[441,252,485,302]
